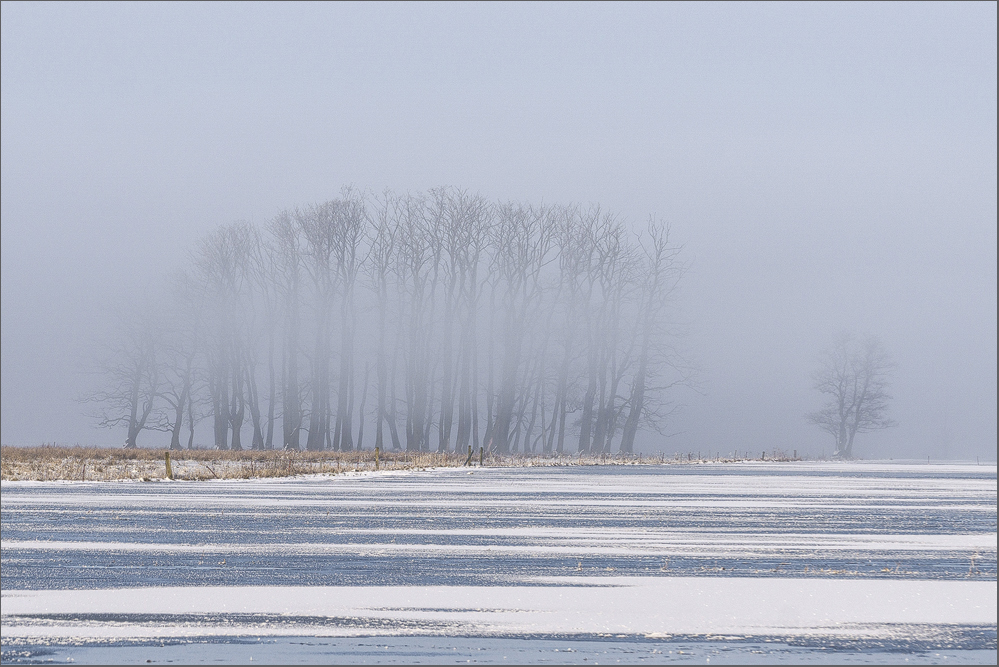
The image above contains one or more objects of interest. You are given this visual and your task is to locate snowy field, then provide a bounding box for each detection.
[1,462,995,664]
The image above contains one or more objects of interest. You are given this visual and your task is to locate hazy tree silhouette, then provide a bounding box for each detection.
[808,332,897,458]
[87,187,689,454]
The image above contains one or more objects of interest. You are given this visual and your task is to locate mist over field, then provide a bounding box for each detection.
[1,3,996,458]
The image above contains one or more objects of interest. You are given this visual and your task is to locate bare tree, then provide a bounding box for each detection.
[248,231,281,450]
[547,205,593,453]
[85,309,160,449]
[433,188,461,452]
[807,332,897,459]
[155,270,203,450]
[269,211,304,450]
[296,202,341,451]
[487,202,554,454]
[369,192,404,451]
[578,211,629,454]
[193,223,258,450]
[330,188,367,451]
[429,188,491,453]
[397,193,435,451]
[588,218,637,453]
[619,220,684,454]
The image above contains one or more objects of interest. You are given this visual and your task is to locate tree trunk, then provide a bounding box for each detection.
[438,337,455,452]
[387,341,403,450]
[338,316,355,451]
[266,329,276,450]
[247,365,265,450]
[230,371,245,451]
[187,390,196,449]
[169,390,186,451]
[356,362,370,450]
[578,353,597,454]
[375,291,388,452]
[124,366,142,449]
[283,303,301,451]
[306,319,328,451]
[212,370,230,450]
[592,351,610,453]
[620,364,645,454]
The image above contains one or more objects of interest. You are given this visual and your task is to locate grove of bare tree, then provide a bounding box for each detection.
[89,187,689,454]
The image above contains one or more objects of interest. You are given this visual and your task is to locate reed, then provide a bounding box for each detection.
[1,445,805,481]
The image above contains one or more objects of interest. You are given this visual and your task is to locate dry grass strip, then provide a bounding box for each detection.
[1,446,800,482]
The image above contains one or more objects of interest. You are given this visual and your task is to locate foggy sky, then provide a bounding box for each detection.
[2,2,996,458]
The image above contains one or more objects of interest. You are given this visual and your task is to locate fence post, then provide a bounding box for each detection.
[479,446,484,467]
[164,451,174,480]
[375,446,380,470]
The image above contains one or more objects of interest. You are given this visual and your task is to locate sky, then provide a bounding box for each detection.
[2,2,996,459]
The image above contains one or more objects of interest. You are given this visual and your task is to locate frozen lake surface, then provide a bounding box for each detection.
[2,462,995,663]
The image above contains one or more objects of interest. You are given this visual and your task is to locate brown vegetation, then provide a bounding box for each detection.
[0,446,804,482]
[1,446,463,481]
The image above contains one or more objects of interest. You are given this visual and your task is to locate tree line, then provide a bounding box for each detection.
[88,187,689,455]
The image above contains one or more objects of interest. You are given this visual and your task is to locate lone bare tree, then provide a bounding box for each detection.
[807,332,897,459]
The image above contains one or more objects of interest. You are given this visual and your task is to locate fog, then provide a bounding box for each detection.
[1,3,995,458]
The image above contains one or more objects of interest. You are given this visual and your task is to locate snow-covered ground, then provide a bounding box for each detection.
[2,462,995,663]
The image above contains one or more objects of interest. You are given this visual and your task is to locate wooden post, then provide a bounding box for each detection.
[464,445,473,466]
[479,446,484,467]
[164,451,174,480]
[375,446,380,470]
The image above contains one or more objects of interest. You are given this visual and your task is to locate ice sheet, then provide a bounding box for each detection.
[3,577,996,639]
